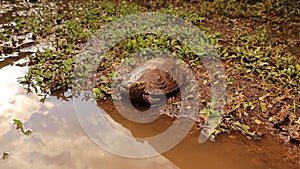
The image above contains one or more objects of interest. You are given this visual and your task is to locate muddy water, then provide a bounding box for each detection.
[0,1,299,168]
[0,63,179,169]
[0,60,297,169]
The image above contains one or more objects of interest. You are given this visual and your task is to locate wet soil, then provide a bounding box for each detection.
[93,1,300,167]
[0,64,298,169]
[0,0,299,168]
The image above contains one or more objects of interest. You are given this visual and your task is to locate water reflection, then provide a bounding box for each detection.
[0,64,291,169]
[0,65,179,169]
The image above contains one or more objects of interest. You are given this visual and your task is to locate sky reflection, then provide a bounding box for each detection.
[0,65,179,169]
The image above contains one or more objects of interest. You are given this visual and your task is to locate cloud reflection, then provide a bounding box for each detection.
[0,66,179,169]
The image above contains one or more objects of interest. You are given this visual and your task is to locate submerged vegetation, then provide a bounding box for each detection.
[0,0,299,140]
[12,119,32,136]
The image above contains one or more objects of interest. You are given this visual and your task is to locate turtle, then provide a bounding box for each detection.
[123,57,185,104]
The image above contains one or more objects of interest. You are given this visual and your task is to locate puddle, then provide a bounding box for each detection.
[0,1,299,168]
[0,64,180,169]
[0,60,298,169]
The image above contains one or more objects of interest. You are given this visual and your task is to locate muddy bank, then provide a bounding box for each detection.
[0,65,297,169]
[0,0,299,168]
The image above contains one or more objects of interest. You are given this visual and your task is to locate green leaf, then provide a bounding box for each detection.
[13,119,23,129]
[24,130,32,136]
[13,119,32,136]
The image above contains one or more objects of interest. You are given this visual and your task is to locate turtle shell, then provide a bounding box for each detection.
[127,58,184,95]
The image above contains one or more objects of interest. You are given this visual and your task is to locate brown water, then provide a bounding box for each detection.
[0,60,298,169]
[0,1,299,168]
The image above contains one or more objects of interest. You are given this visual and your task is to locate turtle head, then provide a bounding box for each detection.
[129,81,146,100]
[129,81,163,105]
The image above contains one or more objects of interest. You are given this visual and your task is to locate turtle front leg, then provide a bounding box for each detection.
[142,94,162,105]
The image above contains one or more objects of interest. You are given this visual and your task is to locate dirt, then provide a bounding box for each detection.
[93,1,300,167]
[0,0,299,168]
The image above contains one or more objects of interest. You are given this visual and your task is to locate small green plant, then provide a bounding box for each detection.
[13,119,32,136]
[1,0,297,139]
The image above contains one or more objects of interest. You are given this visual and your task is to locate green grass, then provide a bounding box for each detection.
[1,0,298,137]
